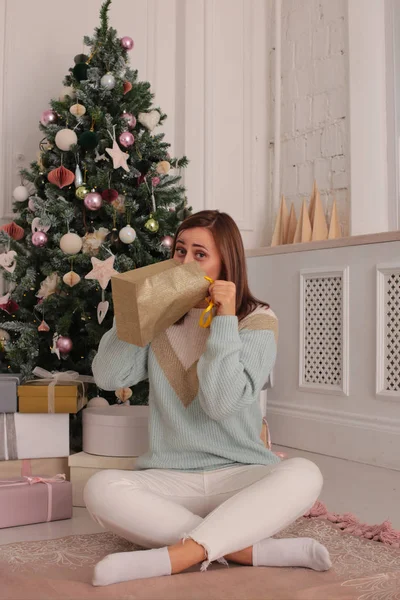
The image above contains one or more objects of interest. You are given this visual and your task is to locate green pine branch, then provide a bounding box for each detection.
[99,0,112,42]
[1,0,191,396]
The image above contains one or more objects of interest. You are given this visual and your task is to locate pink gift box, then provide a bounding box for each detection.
[0,474,72,529]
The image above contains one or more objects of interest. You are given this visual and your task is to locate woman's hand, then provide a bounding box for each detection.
[209,280,236,316]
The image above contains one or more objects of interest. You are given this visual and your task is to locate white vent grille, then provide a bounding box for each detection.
[384,272,400,392]
[300,267,349,395]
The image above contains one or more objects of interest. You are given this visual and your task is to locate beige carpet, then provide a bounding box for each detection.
[1,518,400,600]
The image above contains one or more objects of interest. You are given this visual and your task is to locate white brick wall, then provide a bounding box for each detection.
[274,0,349,235]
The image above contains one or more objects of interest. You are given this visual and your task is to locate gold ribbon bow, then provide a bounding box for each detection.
[28,367,94,413]
[199,276,215,329]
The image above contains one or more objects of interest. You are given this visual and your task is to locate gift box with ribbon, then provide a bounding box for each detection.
[0,457,70,480]
[0,413,69,460]
[0,473,72,528]
[0,374,22,412]
[18,368,94,413]
[111,259,211,347]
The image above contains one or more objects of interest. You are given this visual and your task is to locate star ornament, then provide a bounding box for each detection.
[85,255,118,290]
[106,141,130,173]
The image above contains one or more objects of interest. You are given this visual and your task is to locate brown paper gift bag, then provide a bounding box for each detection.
[111,260,211,347]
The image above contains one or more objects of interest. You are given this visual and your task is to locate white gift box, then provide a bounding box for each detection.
[0,374,22,413]
[0,413,69,460]
[83,405,149,458]
[68,451,137,507]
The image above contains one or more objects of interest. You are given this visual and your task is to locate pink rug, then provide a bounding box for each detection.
[305,501,400,547]
[1,515,400,600]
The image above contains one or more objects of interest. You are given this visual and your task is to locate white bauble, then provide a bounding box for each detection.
[55,129,78,151]
[119,225,136,244]
[101,73,116,90]
[60,232,83,255]
[13,185,29,202]
[59,86,76,101]
[87,396,109,408]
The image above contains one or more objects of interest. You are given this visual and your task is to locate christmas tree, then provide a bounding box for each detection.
[0,0,189,405]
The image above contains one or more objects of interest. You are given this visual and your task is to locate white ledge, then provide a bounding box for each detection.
[246,231,400,258]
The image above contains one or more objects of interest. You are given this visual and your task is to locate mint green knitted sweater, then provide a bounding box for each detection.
[92,306,280,471]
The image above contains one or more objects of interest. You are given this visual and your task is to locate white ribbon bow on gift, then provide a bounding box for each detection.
[29,367,95,413]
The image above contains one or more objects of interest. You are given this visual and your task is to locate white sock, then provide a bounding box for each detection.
[253,537,332,571]
[93,547,171,587]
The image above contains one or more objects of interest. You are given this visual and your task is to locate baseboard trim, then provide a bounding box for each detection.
[267,402,400,471]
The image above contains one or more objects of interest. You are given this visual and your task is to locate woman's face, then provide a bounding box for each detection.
[173,227,222,281]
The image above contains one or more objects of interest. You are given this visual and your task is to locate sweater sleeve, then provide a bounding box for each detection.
[197,311,278,421]
[92,320,149,391]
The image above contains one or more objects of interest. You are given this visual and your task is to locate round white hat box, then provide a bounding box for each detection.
[83,405,149,457]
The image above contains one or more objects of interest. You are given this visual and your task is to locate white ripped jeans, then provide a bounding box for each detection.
[84,457,322,566]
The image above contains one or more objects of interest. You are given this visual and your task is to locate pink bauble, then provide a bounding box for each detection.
[28,198,36,212]
[152,176,160,187]
[119,131,135,148]
[84,192,103,211]
[40,110,57,126]
[120,36,134,50]
[56,336,73,354]
[161,235,174,249]
[32,231,48,247]
[121,112,136,129]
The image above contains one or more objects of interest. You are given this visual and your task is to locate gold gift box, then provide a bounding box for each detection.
[18,382,87,414]
[0,457,70,480]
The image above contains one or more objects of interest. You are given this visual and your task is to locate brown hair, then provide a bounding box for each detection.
[172,210,269,321]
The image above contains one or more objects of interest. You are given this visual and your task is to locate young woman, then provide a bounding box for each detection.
[85,210,331,587]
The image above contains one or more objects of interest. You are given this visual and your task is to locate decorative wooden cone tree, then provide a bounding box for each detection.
[328,198,342,239]
[271,195,289,246]
[293,199,312,243]
[309,179,318,226]
[311,187,328,241]
[286,203,297,244]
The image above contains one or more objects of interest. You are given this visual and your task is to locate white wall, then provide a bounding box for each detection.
[273,0,349,236]
[248,236,400,470]
[271,0,397,239]
[0,0,272,249]
[386,0,400,230]
[348,0,389,235]
[1,0,395,249]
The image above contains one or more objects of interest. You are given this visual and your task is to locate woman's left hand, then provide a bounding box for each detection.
[209,280,236,316]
